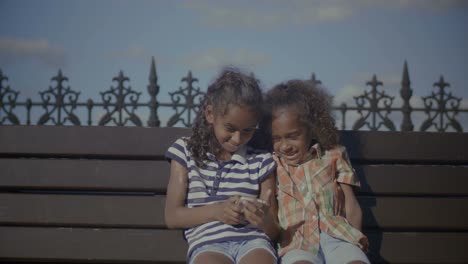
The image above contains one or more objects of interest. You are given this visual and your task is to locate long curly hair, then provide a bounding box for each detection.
[187,67,263,167]
[263,79,338,151]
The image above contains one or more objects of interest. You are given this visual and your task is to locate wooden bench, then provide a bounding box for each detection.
[1,125,467,263]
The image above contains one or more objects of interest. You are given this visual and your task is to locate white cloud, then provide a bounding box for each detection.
[349,72,405,106]
[0,37,66,68]
[179,48,271,71]
[359,0,468,11]
[458,99,468,132]
[182,1,352,30]
[460,98,468,109]
[333,85,364,130]
[381,75,403,87]
[333,85,365,106]
[182,0,466,30]
[293,5,353,24]
[352,72,403,88]
[104,44,154,63]
[333,84,416,130]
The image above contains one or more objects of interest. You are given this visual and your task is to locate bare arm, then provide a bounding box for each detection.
[340,183,363,230]
[164,160,243,229]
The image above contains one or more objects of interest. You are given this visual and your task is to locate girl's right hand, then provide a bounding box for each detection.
[213,196,244,225]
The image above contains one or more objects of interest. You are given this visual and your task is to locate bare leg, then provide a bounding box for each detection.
[192,252,234,264]
[239,248,276,264]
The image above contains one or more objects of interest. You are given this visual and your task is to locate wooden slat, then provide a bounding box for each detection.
[0,227,186,263]
[366,232,468,263]
[0,194,166,228]
[359,197,468,230]
[2,193,468,231]
[340,131,468,163]
[355,164,468,195]
[2,126,467,264]
[1,227,467,263]
[0,159,170,192]
[3,159,468,196]
[2,126,468,162]
[0,126,190,158]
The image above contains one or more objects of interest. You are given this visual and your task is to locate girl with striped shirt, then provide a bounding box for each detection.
[165,68,280,264]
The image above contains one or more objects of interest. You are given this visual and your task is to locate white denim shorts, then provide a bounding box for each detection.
[189,238,277,264]
[280,232,370,264]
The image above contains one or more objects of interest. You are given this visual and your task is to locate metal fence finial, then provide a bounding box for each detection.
[147,56,161,127]
[400,61,414,131]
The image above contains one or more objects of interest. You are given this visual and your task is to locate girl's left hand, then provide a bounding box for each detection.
[242,189,272,228]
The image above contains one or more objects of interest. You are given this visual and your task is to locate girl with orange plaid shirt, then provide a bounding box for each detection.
[263,80,370,264]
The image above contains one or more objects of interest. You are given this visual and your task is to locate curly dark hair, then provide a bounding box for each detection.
[187,67,263,167]
[263,79,338,151]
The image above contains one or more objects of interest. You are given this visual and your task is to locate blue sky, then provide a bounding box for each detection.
[1,0,467,130]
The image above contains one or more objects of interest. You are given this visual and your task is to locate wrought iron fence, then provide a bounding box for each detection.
[1,58,466,132]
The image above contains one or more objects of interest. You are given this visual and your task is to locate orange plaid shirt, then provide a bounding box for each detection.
[274,144,368,257]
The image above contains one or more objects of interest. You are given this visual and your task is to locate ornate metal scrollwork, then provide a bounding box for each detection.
[37,70,81,125]
[166,71,205,127]
[1,60,466,131]
[0,69,20,125]
[352,75,396,131]
[420,76,462,132]
[98,71,142,126]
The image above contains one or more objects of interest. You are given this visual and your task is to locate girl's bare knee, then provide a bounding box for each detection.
[238,248,275,264]
[192,252,233,264]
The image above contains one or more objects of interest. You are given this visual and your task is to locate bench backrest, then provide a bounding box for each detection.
[1,126,467,263]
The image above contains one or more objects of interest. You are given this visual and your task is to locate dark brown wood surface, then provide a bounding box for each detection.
[1,227,468,263]
[1,126,468,263]
[2,126,468,162]
[0,158,169,193]
[356,164,468,195]
[341,131,468,163]
[2,193,467,231]
[2,160,468,196]
[0,227,187,263]
[0,126,190,158]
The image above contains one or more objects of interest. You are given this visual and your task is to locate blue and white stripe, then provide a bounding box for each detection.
[165,137,276,257]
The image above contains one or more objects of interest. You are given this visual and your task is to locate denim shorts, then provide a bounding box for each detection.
[281,232,370,264]
[189,238,277,264]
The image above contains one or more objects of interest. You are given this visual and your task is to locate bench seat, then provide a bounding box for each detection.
[1,126,467,263]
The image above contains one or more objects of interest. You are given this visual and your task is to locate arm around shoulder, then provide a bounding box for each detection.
[340,183,363,231]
